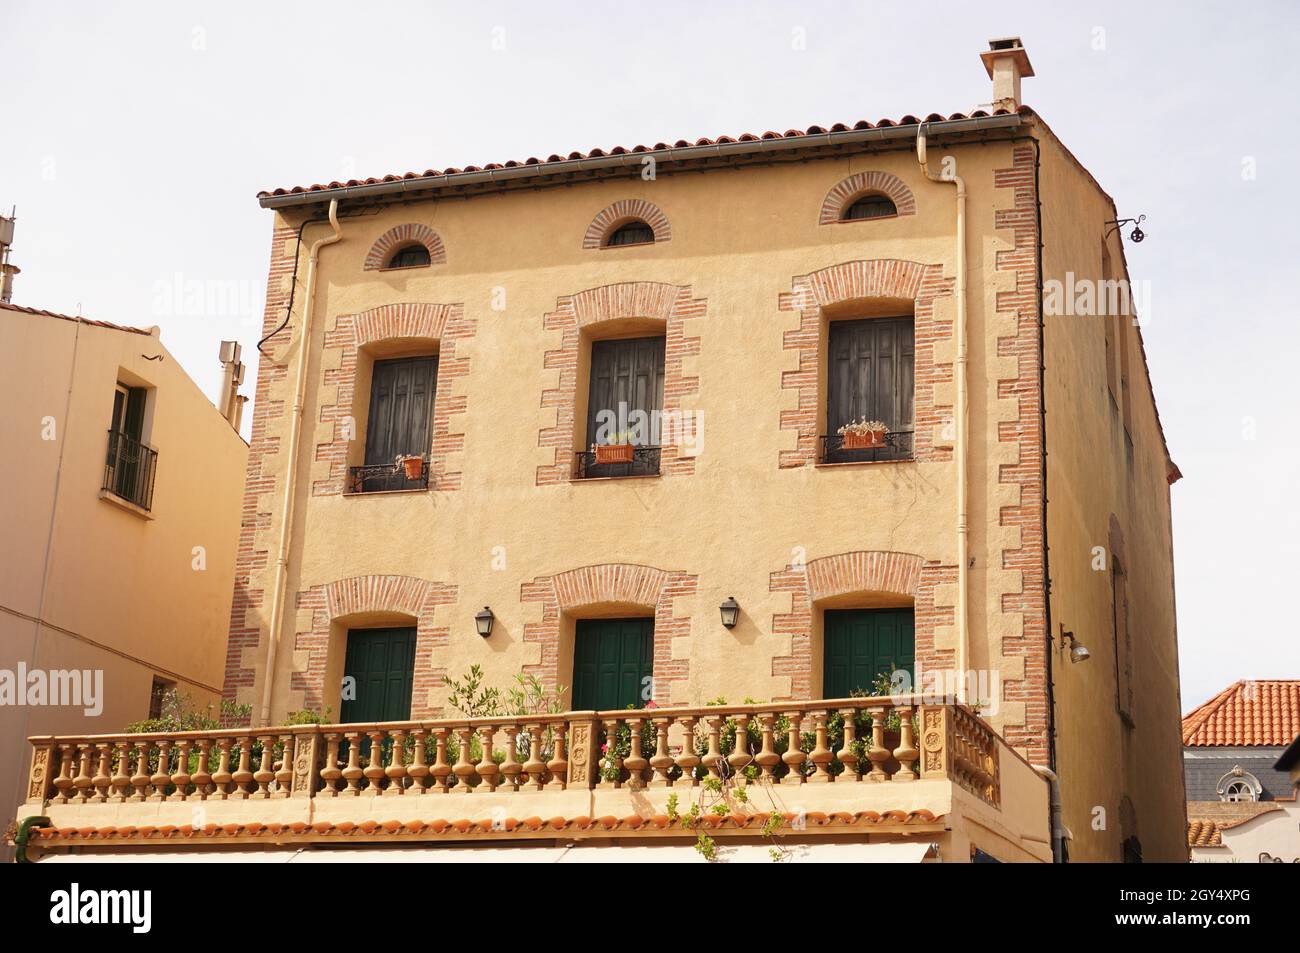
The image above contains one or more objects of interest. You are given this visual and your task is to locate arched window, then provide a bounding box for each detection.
[387,244,432,269]
[1217,766,1262,802]
[606,221,656,247]
[842,193,898,221]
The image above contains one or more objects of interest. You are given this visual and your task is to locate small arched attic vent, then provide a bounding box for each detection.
[606,220,656,247]
[842,193,898,221]
[583,199,672,249]
[387,244,432,268]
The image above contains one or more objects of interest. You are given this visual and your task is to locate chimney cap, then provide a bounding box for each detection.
[980,36,1035,79]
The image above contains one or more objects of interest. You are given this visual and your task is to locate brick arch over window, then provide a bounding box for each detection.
[777,259,953,468]
[314,302,476,495]
[818,171,917,224]
[521,563,697,705]
[769,551,956,700]
[363,223,447,270]
[291,573,457,717]
[536,281,706,484]
[582,199,672,249]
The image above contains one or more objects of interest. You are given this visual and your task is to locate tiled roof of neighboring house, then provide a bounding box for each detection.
[1182,680,1300,746]
[1186,801,1281,847]
[0,302,154,336]
[257,106,1029,198]
[29,809,942,847]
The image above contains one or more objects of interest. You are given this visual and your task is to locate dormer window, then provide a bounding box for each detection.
[842,194,898,221]
[606,221,655,247]
[387,244,432,269]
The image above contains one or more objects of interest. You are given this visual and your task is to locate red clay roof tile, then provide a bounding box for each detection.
[1182,680,1300,747]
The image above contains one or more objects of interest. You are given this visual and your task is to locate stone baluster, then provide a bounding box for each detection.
[545,722,568,790]
[384,729,408,795]
[407,729,430,794]
[499,726,523,792]
[522,724,547,791]
[624,717,648,790]
[128,741,151,801]
[475,725,499,792]
[274,734,294,797]
[53,744,76,802]
[319,734,342,796]
[892,705,918,781]
[432,728,453,792]
[212,737,234,798]
[74,744,94,802]
[837,709,860,782]
[452,728,476,791]
[727,713,753,783]
[110,741,132,800]
[701,716,724,782]
[341,732,364,795]
[254,735,276,798]
[781,712,805,784]
[807,711,834,783]
[363,730,387,794]
[674,717,700,787]
[91,744,112,802]
[232,736,255,798]
[148,740,171,801]
[191,739,213,798]
[172,739,193,799]
[755,713,780,782]
[866,705,890,782]
[599,719,621,788]
[649,719,674,787]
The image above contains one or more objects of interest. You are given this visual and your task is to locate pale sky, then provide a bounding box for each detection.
[3,1,1296,712]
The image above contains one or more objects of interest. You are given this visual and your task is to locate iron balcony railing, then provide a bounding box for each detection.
[574,445,661,480]
[820,427,914,464]
[102,430,158,510]
[346,457,431,494]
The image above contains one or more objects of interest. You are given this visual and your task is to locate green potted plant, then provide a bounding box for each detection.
[838,418,888,450]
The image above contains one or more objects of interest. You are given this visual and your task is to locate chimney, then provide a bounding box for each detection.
[980,37,1034,110]
[0,211,17,305]
[218,339,246,429]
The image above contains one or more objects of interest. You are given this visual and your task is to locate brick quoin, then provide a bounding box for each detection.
[314,302,475,495]
[993,145,1049,763]
[291,574,456,718]
[817,170,918,224]
[536,281,705,485]
[363,223,447,270]
[778,259,954,468]
[520,564,697,705]
[582,198,672,248]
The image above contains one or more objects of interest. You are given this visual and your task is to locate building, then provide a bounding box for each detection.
[0,301,248,856]
[13,38,1185,863]
[1184,680,1300,862]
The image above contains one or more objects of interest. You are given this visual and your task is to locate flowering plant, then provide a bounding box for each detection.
[836,419,888,437]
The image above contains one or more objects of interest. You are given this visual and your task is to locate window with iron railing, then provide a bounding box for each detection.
[103,429,159,510]
[348,355,437,494]
[823,316,915,463]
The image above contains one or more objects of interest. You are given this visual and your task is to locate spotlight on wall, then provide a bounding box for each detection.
[719,596,740,629]
[474,606,495,638]
[1059,625,1090,664]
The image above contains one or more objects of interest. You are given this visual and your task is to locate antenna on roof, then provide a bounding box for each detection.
[0,207,18,305]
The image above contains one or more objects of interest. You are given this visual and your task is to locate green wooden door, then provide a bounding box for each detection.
[572,618,654,711]
[823,609,915,698]
[340,627,417,723]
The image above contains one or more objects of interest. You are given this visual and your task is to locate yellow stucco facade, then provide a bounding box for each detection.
[0,306,248,850]
[224,109,1182,861]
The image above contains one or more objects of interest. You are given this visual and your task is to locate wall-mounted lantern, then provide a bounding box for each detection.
[719,596,740,629]
[475,606,495,638]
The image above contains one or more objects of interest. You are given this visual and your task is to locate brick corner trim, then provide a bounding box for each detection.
[777,259,953,468]
[582,199,672,249]
[537,281,705,485]
[521,563,697,704]
[315,301,475,495]
[363,223,447,270]
[818,171,917,224]
[292,574,457,718]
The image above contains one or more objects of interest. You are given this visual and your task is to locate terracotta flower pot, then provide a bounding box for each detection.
[843,429,886,450]
[400,456,424,480]
[594,443,635,465]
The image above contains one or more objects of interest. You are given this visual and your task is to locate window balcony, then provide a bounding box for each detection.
[345,457,430,494]
[574,445,661,480]
[820,427,914,464]
[102,429,158,511]
[17,695,1050,863]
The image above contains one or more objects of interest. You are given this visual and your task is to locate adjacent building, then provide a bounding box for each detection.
[14,39,1186,862]
[1184,680,1300,862]
[0,302,248,855]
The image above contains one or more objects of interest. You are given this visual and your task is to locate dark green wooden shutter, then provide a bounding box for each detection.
[823,609,915,698]
[572,618,654,710]
[586,337,665,446]
[123,387,147,440]
[340,627,417,723]
[364,357,437,466]
[826,317,914,433]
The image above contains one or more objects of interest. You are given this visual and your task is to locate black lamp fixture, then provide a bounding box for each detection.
[474,606,495,638]
[719,596,740,629]
[1058,624,1090,664]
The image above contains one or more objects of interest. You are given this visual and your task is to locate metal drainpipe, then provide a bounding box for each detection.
[257,198,342,726]
[916,125,969,705]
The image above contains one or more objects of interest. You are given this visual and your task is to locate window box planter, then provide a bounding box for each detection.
[842,429,887,450]
[593,443,635,465]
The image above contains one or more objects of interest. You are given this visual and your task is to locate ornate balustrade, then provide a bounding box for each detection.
[25,696,1001,808]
